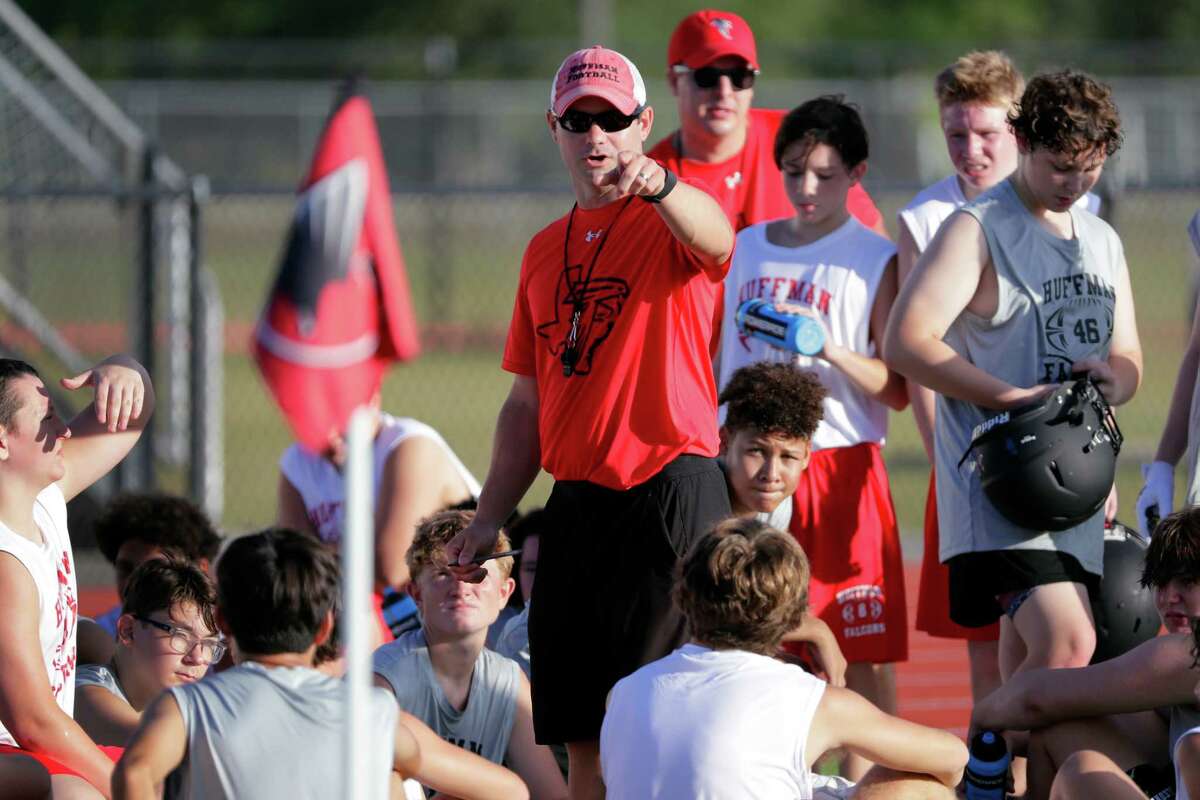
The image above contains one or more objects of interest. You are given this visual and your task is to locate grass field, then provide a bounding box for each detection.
[3,186,1199,542]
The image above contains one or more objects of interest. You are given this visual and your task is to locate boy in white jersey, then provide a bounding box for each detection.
[0,354,154,799]
[715,95,907,779]
[373,510,567,800]
[114,527,528,800]
[601,516,966,799]
[886,70,1140,697]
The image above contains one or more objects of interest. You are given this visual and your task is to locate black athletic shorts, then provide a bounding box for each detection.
[947,549,1099,628]
[527,454,731,744]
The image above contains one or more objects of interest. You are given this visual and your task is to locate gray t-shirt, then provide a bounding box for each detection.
[76,663,129,704]
[934,178,1123,575]
[373,629,519,765]
[166,662,397,800]
[494,607,530,679]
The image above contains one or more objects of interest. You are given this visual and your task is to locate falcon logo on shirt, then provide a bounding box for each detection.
[536,265,629,377]
[710,18,734,39]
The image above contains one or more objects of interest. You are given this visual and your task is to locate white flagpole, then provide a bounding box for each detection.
[343,406,375,799]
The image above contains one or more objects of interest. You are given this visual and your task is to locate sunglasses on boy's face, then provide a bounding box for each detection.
[672,64,759,91]
[555,107,643,134]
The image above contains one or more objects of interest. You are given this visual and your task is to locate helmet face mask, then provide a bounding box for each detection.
[965,377,1122,532]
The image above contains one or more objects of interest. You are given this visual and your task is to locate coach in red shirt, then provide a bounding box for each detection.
[447,46,735,800]
[650,10,885,234]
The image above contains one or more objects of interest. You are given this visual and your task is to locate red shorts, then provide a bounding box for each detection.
[0,743,123,779]
[783,443,908,664]
[915,469,1000,641]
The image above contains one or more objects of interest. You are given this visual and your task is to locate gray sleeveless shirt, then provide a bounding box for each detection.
[166,662,397,800]
[373,629,519,765]
[933,179,1124,573]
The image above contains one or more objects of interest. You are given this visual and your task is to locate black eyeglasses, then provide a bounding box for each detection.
[672,64,759,90]
[555,107,642,134]
[134,614,226,664]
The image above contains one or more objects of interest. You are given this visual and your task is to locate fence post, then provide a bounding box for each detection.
[188,176,224,522]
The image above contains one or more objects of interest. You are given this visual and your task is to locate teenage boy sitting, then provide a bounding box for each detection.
[113,528,527,800]
[719,360,846,686]
[972,506,1200,800]
[373,510,567,800]
[600,517,966,799]
[90,494,222,638]
[77,560,221,746]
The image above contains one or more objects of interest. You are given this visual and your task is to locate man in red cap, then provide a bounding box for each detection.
[446,46,735,800]
[649,9,885,236]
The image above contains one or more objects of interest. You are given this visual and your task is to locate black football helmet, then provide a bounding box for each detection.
[963,376,1123,532]
[1091,521,1161,664]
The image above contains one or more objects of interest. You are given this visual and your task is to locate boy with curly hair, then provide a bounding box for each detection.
[601,517,966,799]
[714,97,910,779]
[887,71,1141,680]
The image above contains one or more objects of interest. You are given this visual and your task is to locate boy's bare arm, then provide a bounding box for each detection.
[398,710,530,800]
[504,673,568,799]
[75,684,142,747]
[0,556,114,797]
[895,220,937,461]
[972,633,1196,732]
[884,212,1051,410]
[59,354,155,503]
[112,692,188,800]
[809,686,967,788]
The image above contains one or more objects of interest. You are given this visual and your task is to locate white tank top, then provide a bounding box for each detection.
[899,175,1101,254]
[280,414,481,546]
[600,643,827,799]
[0,484,78,746]
[1181,212,1200,508]
[1177,725,1200,800]
[717,217,896,450]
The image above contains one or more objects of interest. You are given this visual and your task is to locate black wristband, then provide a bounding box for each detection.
[640,168,677,204]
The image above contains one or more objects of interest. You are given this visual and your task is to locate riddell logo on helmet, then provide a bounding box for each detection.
[971,411,1009,441]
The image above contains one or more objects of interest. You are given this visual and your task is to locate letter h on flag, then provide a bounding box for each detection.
[254,86,420,452]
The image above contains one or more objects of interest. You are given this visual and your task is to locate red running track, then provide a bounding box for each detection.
[80,563,974,736]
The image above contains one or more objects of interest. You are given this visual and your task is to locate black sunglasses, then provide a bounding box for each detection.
[672,64,759,91]
[556,107,642,134]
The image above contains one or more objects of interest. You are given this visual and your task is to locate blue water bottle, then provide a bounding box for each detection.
[735,298,825,356]
[964,730,1010,800]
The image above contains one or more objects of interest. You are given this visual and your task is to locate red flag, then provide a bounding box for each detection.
[253,89,420,452]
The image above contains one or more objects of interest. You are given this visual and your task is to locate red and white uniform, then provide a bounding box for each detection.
[0,484,78,746]
[717,218,907,663]
[649,108,884,353]
[898,177,1099,641]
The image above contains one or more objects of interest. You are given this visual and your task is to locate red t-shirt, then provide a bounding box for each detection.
[647,107,882,232]
[503,192,728,489]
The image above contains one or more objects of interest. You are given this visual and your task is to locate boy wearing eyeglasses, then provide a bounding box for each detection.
[714,96,907,780]
[75,560,221,747]
[114,528,529,800]
[649,10,884,237]
[446,44,734,800]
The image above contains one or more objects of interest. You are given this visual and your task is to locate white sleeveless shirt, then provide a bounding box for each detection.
[717,217,896,450]
[0,484,78,746]
[899,175,1101,254]
[600,643,827,799]
[280,415,480,547]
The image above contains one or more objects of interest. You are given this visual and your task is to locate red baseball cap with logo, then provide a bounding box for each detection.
[668,10,758,70]
[550,46,648,117]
